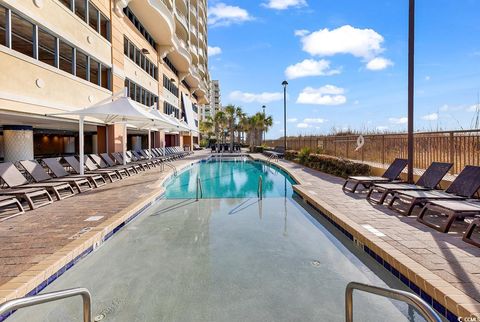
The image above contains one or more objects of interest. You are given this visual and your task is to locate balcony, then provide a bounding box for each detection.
[175,10,189,32]
[167,34,191,73]
[126,0,175,47]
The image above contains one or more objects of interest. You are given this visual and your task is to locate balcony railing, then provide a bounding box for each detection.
[175,10,188,30]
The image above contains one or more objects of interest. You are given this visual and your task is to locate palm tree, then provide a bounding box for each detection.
[224,105,244,151]
[199,116,214,144]
[213,111,226,143]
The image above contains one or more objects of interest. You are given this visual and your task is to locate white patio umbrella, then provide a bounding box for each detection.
[49,91,161,174]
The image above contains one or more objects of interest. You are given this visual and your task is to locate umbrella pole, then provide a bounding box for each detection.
[79,116,85,175]
[148,128,152,159]
[123,123,127,166]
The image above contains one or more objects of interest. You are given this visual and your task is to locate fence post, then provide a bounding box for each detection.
[334,139,337,156]
[449,132,455,174]
[382,135,385,165]
[361,137,365,162]
[346,139,349,159]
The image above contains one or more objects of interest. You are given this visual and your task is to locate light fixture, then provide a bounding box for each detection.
[141,48,150,54]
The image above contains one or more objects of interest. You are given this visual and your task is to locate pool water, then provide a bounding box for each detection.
[164,160,295,199]
[7,159,431,321]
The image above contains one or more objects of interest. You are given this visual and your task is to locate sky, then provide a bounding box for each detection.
[206,0,480,139]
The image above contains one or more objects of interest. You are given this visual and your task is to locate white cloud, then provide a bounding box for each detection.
[421,113,438,121]
[285,59,340,79]
[294,29,310,37]
[425,75,431,81]
[229,90,283,103]
[297,123,310,128]
[376,126,389,131]
[287,118,298,123]
[208,3,252,27]
[299,25,385,59]
[208,46,222,57]
[303,118,326,124]
[366,57,393,71]
[297,85,347,105]
[389,117,408,124]
[467,105,479,112]
[263,0,307,10]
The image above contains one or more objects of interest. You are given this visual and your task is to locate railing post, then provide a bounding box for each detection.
[449,131,455,174]
[382,135,386,165]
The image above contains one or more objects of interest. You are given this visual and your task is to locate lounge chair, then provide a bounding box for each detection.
[100,153,138,176]
[152,148,174,161]
[130,151,156,168]
[463,217,480,247]
[126,151,153,169]
[143,149,166,162]
[19,160,92,193]
[417,200,480,233]
[64,156,121,183]
[43,158,107,188]
[89,154,131,178]
[111,152,145,172]
[0,162,73,201]
[0,196,25,220]
[264,146,285,158]
[342,158,408,193]
[366,162,453,204]
[388,165,480,216]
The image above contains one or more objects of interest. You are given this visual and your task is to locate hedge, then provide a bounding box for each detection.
[285,150,371,178]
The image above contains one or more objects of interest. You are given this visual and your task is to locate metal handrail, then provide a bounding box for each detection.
[164,162,177,176]
[196,176,203,201]
[0,288,92,322]
[345,282,442,322]
[257,176,263,200]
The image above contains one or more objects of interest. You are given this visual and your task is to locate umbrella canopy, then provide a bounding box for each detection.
[49,94,162,173]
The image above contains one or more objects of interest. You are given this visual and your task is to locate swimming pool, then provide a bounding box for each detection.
[164,159,296,199]
[8,158,430,321]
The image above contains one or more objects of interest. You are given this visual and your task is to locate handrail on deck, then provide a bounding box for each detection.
[196,176,203,201]
[0,288,92,322]
[345,282,441,322]
[257,176,263,200]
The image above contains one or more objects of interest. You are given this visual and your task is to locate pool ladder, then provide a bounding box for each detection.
[196,176,203,201]
[345,282,441,322]
[0,287,92,322]
[257,176,263,200]
[164,162,177,176]
[0,283,442,322]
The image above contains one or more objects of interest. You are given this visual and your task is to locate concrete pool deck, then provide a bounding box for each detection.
[0,150,210,306]
[0,151,478,319]
[250,154,480,319]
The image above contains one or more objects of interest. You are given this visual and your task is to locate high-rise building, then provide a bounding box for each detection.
[0,0,210,161]
[202,79,220,120]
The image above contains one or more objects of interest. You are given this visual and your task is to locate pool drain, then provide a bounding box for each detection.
[94,314,105,321]
[311,260,321,268]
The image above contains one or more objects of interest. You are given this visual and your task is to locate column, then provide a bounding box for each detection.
[3,125,34,162]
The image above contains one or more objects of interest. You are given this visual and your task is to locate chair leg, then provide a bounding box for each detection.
[463,219,480,247]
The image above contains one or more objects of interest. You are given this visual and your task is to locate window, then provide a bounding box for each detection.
[99,13,109,40]
[135,48,140,65]
[125,78,158,107]
[76,50,88,80]
[123,7,156,48]
[11,13,34,58]
[101,64,110,89]
[88,4,98,31]
[163,75,179,97]
[163,57,178,76]
[90,58,99,85]
[74,0,87,22]
[164,102,179,118]
[38,28,56,67]
[0,6,6,47]
[129,80,135,100]
[129,42,134,61]
[59,40,74,73]
[124,36,128,56]
[59,0,72,10]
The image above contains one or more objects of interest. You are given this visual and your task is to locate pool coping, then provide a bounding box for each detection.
[0,157,202,321]
[249,154,478,321]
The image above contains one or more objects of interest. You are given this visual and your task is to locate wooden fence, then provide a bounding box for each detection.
[265,130,480,174]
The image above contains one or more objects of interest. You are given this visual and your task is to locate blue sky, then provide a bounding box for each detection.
[207,0,480,139]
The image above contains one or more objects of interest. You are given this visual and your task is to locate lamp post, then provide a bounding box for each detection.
[407,0,415,183]
[262,105,266,144]
[282,81,288,152]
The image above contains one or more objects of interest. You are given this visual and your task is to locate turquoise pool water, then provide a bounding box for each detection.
[164,159,296,199]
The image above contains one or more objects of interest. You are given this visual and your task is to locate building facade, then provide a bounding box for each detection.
[0,0,209,161]
[202,79,220,120]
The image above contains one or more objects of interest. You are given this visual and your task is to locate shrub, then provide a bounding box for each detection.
[251,146,264,153]
[286,151,370,178]
[298,147,311,163]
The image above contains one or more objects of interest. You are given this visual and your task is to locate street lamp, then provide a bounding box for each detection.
[282,80,288,152]
[262,105,266,144]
